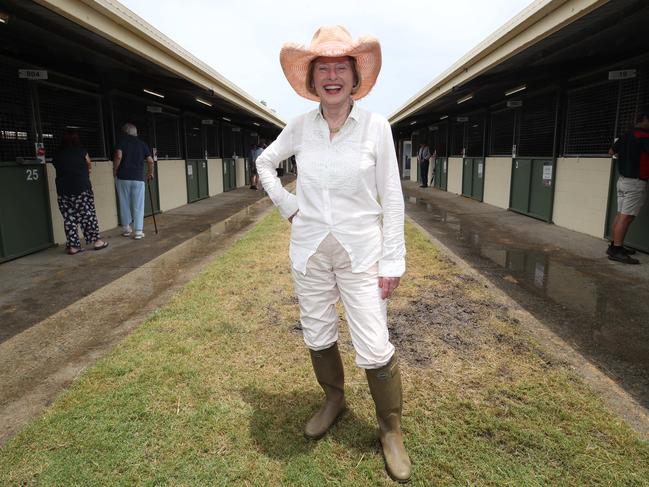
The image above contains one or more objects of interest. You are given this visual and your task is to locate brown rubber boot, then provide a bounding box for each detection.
[366,354,412,483]
[304,343,346,439]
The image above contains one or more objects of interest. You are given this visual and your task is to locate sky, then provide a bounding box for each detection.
[120,0,534,122]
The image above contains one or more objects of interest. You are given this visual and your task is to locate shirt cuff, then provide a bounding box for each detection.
[378,258,405,278]
[278,192,299,220]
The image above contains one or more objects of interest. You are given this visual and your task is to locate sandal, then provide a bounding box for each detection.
[67,247,85,255]
[93,240,109,250]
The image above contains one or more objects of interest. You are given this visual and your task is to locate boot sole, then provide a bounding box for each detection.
[303,407,347,440]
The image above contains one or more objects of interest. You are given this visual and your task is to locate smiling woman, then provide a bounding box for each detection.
[255,25,410,482]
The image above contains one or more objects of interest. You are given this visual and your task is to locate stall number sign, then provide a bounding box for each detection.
[608,70,636,80]
[26,168,40,181]
[478,163,483,178]
[187,165,193,177]
[19,69,48,80]
[543,162,553,187]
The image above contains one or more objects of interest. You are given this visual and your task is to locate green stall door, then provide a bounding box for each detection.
[462,158,484,201]
[462,158,473,197]
[186,160,199,203]
[510,158,532,213]
[0,163,52,262]
[528,160,553,220]
[510,158,554,222]
[605,169,649,253]
[439,158,448,191]
[198,159,209,200]
[222,158,236,192]
[471,158,484,201]
[144,162,160,217]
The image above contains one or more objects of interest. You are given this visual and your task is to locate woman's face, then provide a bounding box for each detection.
[312,56,355,107]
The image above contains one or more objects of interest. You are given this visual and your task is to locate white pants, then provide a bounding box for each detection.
[291,233,395,369]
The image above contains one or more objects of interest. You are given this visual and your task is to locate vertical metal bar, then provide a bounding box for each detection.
[30,80,55,245]
[548,86,564,223]
[613,79,623,138]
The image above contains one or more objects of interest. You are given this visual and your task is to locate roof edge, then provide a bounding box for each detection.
[388,0,608,125]
[34,0,285,127]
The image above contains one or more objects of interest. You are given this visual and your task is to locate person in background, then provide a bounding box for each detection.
[250,140,266,190]
[249,143,259,190]
[417,141,431,188]
[607,107,649,264]
[430,149,437,186]
[52,131,108,255]
[256,26,410,482]
[113,123,154,240]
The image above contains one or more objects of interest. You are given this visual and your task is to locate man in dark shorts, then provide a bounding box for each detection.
[113,123,154,240]
[607,107,649,264]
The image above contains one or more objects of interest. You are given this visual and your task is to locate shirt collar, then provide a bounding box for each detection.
[314,100,359,123]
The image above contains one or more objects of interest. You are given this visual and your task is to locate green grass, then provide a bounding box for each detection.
[1,211,648,486]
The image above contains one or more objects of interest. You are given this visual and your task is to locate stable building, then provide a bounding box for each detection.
[390,0,649,253]
[0,0,285,262]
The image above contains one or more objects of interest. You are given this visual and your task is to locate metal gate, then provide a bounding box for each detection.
[509,158,554,221]
[0,61,53,262]
[222,158,236,191]
[186,159,209,203]
[461,158,484,201]
[605,171,649,253]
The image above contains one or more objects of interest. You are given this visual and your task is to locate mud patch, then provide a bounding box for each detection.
[387,272,539,370]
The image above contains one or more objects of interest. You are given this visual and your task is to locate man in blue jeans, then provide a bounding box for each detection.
[113,123,154,240]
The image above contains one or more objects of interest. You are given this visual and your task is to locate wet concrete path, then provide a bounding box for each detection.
[0,180,292,344]
[403,181,649,415]
[0,179,293,445]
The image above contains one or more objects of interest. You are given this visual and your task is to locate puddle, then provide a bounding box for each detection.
[404,191,649,403]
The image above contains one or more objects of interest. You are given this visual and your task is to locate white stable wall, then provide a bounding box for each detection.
[553,157,611,238]
[158,159,188,212]
[484,157,512,209]
[235,158,246,187]
[208,158,223,196]
[447,157,464,194]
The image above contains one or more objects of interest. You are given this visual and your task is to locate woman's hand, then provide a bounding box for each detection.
[378,276,400,300]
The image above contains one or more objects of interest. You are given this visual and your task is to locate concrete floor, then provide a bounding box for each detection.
[403,181,649,433]
[0,179,294,445]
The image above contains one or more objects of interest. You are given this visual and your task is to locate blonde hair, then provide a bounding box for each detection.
[306,56,361,98]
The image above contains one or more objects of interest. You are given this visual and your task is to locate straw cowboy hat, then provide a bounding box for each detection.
[280,25,382,102]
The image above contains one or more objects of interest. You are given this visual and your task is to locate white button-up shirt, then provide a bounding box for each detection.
[256,103,405,277]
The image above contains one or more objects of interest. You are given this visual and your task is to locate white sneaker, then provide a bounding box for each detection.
[121,225,132,237]
[133,231,145,240]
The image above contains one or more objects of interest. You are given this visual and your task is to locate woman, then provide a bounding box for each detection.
[256,26,410,482]
[53,131,108,254]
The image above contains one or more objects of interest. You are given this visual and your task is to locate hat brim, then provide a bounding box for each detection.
[280,36,382,102]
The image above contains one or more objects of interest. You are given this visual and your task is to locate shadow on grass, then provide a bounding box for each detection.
[241,386,378,460]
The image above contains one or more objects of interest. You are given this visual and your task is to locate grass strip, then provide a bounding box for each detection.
[1,210,648,486]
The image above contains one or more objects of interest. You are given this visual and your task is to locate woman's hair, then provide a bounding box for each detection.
[306,56,361,98]
[59,131,81,150]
